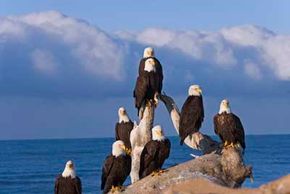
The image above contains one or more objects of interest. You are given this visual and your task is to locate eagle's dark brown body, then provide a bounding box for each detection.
[115,121,134,149]
[179,96,204,145]
[54,175,82,194]
[101,154,131,194]
[133,57,163,113]
[139,139,171,179]
[214,112,246,149]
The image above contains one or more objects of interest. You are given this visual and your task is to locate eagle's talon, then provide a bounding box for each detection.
[153,93,159,107]
[111,186,116,193]
[125,148,132,156]
[224,141,229,147]
[151,169,166,177]
[151,171,159,177]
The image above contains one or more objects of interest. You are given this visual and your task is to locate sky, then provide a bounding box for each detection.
[0,0,290,139]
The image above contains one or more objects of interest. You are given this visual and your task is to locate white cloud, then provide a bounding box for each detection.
[244,62,262,80]
[133,29,237,67]
[1,11,290,100]
[220,25,274,47]
[122,25,290,80]
[262,36,290,80]
[1,11,125,80]
[31,49,58,74]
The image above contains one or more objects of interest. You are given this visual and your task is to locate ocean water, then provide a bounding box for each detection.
[0,135,289,194]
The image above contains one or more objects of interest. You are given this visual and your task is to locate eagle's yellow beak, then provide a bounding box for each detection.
[156,130,163,137]
[120,144,126,151]
[196,88,202,94]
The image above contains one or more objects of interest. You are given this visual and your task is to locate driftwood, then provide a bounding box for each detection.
[120,93,252,193]
[160,93,219,154]
[129,101,155,183]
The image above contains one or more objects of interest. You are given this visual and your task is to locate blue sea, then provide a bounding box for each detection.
[0,135,289,194]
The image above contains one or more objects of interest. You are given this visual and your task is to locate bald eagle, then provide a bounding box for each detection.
[54,160,82,194]
[115,107,134,150]
[139,125,171,179]
[133,47,163,117]
[214,99,246,150]
[179,85,204,145]
[101,141,131,194]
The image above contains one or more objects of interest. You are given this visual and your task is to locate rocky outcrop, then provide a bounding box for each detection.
[123,147,252,194]
[163,174,290,194]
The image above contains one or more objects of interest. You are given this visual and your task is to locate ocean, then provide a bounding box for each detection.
[0,135,289,194]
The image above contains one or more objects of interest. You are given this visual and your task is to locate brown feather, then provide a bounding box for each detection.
[179,96,204,145]
[213,112,246,149]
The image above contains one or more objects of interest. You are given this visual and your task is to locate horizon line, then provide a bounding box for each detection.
[1,133,290,141]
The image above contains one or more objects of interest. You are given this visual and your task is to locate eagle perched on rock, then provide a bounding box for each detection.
[214,99,246,150]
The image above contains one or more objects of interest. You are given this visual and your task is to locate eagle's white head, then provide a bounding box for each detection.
[143,47,155,58]
[188,85,202,96]
[144,58,156,72]
[219,99,231,114]
[152,125,165,141]
[112,140,126,157]
[118,107,130,123]
[62,160,76,178]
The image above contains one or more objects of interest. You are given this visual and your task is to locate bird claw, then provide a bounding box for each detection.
[151,169,167,177]
[153,93,159,107]
[223,141,235,149]
[224,141,229,147]
[111,186,124,193]
[125,148,132,156]
[224,142,242,152]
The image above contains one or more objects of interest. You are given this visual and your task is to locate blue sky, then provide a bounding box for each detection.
[0,1,290,139]
[1,0,290,33]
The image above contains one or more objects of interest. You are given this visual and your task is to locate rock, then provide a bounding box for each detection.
[122,147,252,194]
[163,174,290,194]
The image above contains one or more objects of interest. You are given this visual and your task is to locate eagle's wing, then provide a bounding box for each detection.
[115,123,120,141]
[138,58,146,76]
[179,97,203,143]
[123,155,132,178]
[163,139,171,159]
[74,177,82,194]
[133,75,149,109]
[200,96,204,121]
[233,114,246,149]
[54,175,60,194]
[116,122,134,148]
[139,141,157,174]
[155,58,163,93]
[101,155,115,190]
[213,114,220,135]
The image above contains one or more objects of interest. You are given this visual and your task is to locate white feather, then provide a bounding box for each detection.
[143,47,154,58]
[144,58,156,72]
[152,125,166,141]
[219,99,231,114]
[62,160,76,178]
[118,107,130,123]
[188,85,202,96]
[112,140,126,157]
